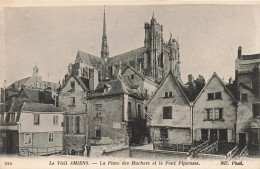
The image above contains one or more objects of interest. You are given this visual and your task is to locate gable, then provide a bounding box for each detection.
[149,73,190,106]
[59,76,85,94]
[194,73,236,105]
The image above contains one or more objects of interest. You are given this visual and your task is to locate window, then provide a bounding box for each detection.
[5,113,10,122]
[215,108,223,120]
[76,116,80,133]
[70,97,75,106]
[160,128,168,139]
[169,92,173,97]
[95,125,101,138]
[206,109,213,120]
[208,93,214,100]
[95,104,102,111]
[215,92,222,99]
[34,114,40,125]
[205,108,223,120]
[165,92,168,98]
[53,115,58,125]
[208,92,222,100]
[48,132,54,143]
[0,113,4,122]
[24,133,32,145]
[70,81,75,91]
[137,104,142,119]
[201,129,208,141]
[253,104,260,117]
[241,93,248,102]
[95,104,102,117]
[163,106,172,119]
[10,113,15,122]
[128,102,131,118]
[130,74,134,79]
[164,92,172,98]
[83,68,89,78]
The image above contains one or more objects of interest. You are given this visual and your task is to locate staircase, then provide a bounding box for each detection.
[188,141,209,158]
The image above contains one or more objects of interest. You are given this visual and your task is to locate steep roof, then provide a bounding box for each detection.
[122,66,158,86]
[193,72,237,104]
[22,87,40,103]
[106,47,146,65]
[22,102,63,112]
[76,50,104,68]
[59,75,89,93]
[0,98,28,113]
[86,76,138,98]
[148,71,190,105]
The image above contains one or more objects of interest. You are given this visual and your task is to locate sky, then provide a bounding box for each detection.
[1,4,260,87]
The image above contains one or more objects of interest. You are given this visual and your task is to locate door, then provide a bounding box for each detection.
[210,129,218,142]
[6,132,13,154]
[239,133,246,146]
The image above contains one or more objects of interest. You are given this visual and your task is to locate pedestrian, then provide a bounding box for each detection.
[86,143,91,157]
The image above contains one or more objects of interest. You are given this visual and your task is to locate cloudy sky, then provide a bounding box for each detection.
[1,4,260,86]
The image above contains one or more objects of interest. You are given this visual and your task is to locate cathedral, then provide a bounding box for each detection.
[65,9,181,88]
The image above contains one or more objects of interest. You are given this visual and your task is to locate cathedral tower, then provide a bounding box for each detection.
[101,7,109,62]
[144,13,164,82]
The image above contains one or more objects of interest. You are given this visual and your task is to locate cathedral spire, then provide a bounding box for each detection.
[101,5,109,62]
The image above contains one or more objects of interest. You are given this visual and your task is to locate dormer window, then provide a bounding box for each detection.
[103,84,111,94]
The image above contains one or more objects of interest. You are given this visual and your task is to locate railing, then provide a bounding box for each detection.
[188,141,209,157]
[19,146,63,156]
[153,142,191,152]
[226,144,239,159]
[240,146,249,158]
[200,141,218,154]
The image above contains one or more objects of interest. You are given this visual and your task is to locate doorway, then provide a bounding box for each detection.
[239,133,247,146]
[210,129,218,142]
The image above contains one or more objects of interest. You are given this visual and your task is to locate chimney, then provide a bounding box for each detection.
[118,61,122,76]
[238,46,242,59]
[188,74,194,84]
[68,63,73,76]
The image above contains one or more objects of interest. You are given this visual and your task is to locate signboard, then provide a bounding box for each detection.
[113,122,121,129]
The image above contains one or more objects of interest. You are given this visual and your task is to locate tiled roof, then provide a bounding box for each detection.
[22,102,63,112]
[22,87,40,103]
[60,75,89,92]
[76,50,104,68]
[87,76,137,98]
[106,47,146,65]
[241,54,260,60]
[122,66,158,86]
[0,98,27,113]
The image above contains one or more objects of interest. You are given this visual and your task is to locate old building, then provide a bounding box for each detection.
[58,74,90,154]
[192,72,237,145]
[121,66,158,102]
[85,73,146,146]
[235,46,260,156]
[1,65,59,103]
[147,68,192,151]
[0,98,64,155]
